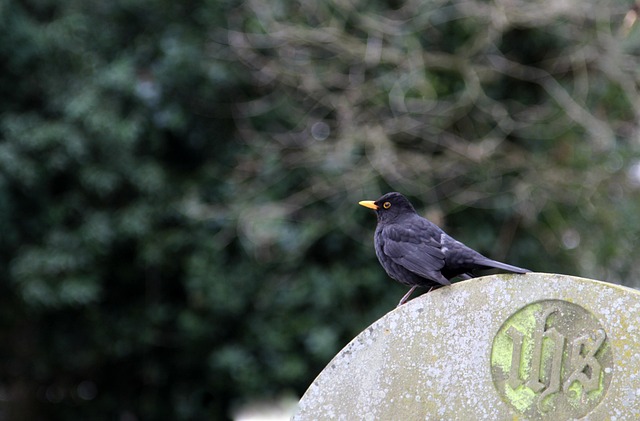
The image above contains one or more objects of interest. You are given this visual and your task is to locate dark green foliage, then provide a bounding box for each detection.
[1,0,640,419]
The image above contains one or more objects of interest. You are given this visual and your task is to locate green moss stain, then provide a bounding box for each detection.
[491,303,541,374]
[504,384,536,413]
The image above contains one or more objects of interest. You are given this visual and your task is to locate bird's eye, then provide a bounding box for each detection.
[383,202,391,209]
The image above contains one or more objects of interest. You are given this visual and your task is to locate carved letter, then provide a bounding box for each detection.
[538,326,565,407]
[526,307,561,393]
[564,329,606,394]
[506,326,524,389]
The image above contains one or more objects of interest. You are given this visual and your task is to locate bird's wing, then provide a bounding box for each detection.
[439,235,487,269]
[381,221,448,282]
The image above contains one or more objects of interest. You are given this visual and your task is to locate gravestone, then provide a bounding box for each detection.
[293,273,640,420]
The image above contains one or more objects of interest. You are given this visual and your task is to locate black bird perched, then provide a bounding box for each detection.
[359,192,529,306]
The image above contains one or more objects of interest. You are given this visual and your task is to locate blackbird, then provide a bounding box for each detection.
[359,192,529,306]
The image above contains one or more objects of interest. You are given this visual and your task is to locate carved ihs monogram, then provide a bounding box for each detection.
[491,300,612,418]
[505,306,607,409]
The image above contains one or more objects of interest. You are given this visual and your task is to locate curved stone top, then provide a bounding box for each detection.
[293,273,640,420]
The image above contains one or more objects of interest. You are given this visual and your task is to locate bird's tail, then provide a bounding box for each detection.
[482,259,529,274]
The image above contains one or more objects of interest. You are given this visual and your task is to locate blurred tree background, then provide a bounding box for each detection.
[1,0,640,419]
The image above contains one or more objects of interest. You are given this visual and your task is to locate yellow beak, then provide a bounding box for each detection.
[359,200,378,210]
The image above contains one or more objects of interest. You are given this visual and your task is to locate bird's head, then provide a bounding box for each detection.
[359,192,417,223]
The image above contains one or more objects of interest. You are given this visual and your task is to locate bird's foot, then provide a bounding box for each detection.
[397,286,418,307]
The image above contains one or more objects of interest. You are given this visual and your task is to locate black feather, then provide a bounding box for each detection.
[360,192,529,306]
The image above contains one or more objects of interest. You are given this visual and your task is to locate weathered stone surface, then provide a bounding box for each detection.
[293,273,640,420]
